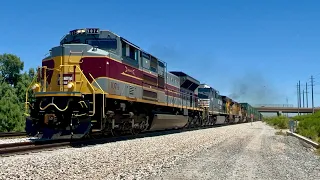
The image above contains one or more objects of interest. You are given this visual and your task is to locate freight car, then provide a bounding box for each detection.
[24,28,262,139]
[240,103,262,122]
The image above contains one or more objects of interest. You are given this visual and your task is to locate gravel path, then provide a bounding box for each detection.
[151,122,320,180]
[0,122,319,180]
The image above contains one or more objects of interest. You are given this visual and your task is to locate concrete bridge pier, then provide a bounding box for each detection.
[277,111,282,117]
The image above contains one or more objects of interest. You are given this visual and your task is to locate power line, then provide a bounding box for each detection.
[312,72,320,79]
[295,74,318,114]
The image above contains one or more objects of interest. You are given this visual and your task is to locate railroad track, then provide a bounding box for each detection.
[0,126,213,156]
[0,140,71,156]
[0,122,251,157]
[0,132,27,138]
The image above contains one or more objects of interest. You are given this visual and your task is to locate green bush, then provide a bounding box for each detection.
[264,113,320,144]
[263,116,289,129]
[293,112,320,143]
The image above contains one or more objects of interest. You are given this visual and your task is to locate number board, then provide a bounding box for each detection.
[58,74,73,85]
[86,28,100,34]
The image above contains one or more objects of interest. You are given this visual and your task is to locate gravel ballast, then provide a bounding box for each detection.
[1,122,319,180]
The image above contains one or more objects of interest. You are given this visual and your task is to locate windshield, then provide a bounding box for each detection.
[87,39,117,50]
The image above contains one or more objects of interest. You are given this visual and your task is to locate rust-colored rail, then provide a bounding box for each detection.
[0,132,27,138]
[0,141,71,156]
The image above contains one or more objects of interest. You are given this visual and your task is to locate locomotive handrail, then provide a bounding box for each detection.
[25,65,97,117]
[25,69,40,116]
[25,66,62,115]
[39,97,71,111]
[43,66,47,92]
[88,73,107,119]
[60,64,96,116]
[88,73,108,95]
[60,34,67,42]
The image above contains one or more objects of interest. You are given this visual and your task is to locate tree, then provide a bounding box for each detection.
[15,68,36,106]
[28,68,35,79]
[0,81,23,132]
[0,53,24,86]
[0,53,33,132]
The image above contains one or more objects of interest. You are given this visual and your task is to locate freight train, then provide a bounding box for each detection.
[25,28,263,139]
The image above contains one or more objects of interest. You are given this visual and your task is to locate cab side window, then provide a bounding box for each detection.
[141,51,150,70]
[150,56,158,73]
[122,41,138,61]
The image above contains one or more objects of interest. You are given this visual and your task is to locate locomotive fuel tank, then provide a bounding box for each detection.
[149,114,188,131]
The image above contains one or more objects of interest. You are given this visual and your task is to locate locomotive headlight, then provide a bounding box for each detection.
[67,82,74,89]
[31,83,40,92]
[77,29,85,34]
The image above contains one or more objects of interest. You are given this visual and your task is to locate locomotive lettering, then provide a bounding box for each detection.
[124,66,135,76]
[110,82,119,90]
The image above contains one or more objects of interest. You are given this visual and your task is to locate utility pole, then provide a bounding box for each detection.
[303,89,305,107]
[299,80,301,114]
[311,76,314,114]
[297,82,300,116]
[306,82,308,108]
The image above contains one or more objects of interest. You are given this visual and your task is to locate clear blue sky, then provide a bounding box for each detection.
[1,0,320,107]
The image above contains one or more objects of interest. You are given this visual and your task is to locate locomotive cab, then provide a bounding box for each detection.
[25,28,115,139]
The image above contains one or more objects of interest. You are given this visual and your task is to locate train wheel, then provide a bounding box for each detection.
[130,128,140,135]
[213,116,217,125]
[83,131,93,139]
[184,116,192,128]
[111,129,121,136]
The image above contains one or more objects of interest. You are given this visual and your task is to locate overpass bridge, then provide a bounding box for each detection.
[253,104,319,115]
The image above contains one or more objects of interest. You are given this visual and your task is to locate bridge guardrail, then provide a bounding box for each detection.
[253,104,294,108]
